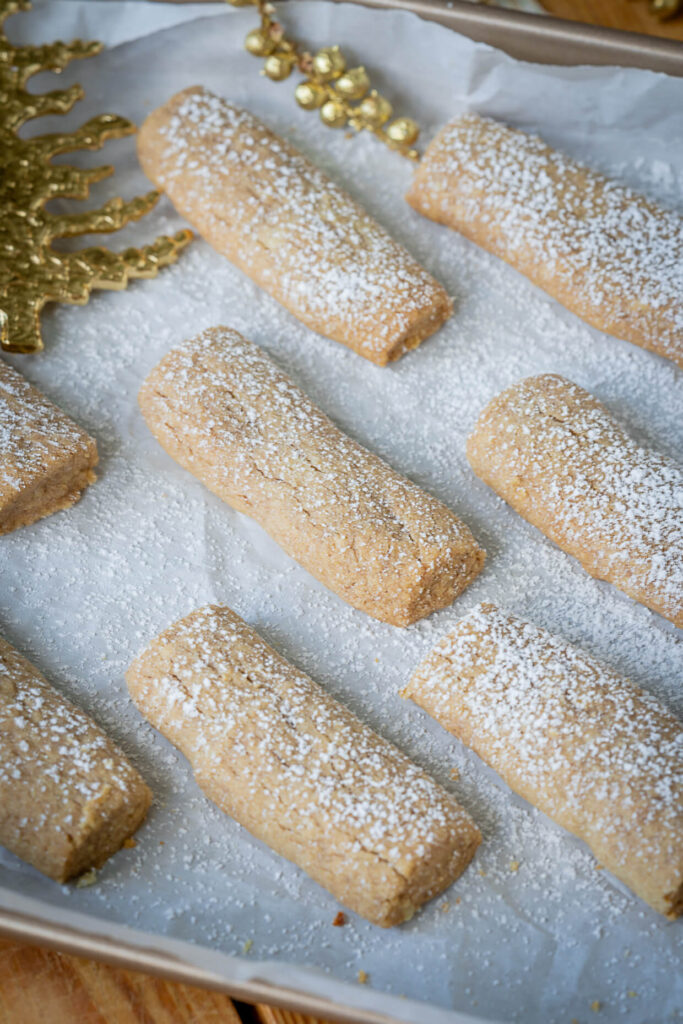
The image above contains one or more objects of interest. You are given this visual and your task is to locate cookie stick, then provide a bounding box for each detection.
[467,374,683,627]
[0,637,151,882]
[139,326,485,627]
[403,602,683,918]
[137,86,452,367]
[0,360,97,536]
[126,605,481,927]
[406,114,683,368]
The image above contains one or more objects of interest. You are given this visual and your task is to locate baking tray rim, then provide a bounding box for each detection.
[159,0,683,76]
[0,900,456,1024]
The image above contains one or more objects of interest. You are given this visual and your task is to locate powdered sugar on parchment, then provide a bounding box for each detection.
[0,5,682,1024]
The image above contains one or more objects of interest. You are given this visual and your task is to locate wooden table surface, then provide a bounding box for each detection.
[2,2,680,1022]
[159,0,683,39]
[542,0,683,40]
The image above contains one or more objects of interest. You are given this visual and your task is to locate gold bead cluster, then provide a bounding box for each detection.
[233,0,419,158]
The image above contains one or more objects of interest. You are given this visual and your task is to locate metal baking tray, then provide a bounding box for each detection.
[167,0,683,76]
[0,3,680,1022]
[0,903,396,1024]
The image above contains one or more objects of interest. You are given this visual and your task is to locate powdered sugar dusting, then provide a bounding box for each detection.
[405,602,682,916]
[138,86,451,364]
[140,326,484,625]
[128,604,479,924]
[1,5,682,1022]
[409,114,683,366]
[0,360,96,520]
[467,373,683,625]
[0,637,148,877]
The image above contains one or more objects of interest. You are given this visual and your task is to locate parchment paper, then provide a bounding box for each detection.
[1,3,682,1022]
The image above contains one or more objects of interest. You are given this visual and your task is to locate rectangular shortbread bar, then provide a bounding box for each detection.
[407,114,683,368]
[467,373,683,627]
[0,360,97,536]
[139,326,485,626]
[0,636,151,882]
[126,605,481,927]
[138,86,453,366]
[403,602,683,918]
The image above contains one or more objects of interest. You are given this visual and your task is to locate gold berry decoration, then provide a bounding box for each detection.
[238,0,420,159]
[245,27,274,57]
[312,46,346,81]
[335,66,370,100]
[295,81,327,110]
[263,53,294,81]
[320,99,347,128]
[386,116,419,146]
[649,0,682,17]
[358,91,392,128]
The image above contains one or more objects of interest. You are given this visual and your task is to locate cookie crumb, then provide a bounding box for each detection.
[358,970,368,984]
[332,912,346,927]
[440,901,450,912]
[509,860,520,872]
[627,991,637,998]
[123,837,137,849]
[242,939,253,954]
[591,1000,602,1012]
[450,767,459,780]
[75,868,97,888]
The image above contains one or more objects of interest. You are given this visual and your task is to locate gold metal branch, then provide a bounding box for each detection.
[0,0,192,354]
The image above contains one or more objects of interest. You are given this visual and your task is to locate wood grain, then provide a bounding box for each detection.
[0,939,242,1024]
[255,1005,328,1024]
[540,0,683,40]
[0,940,334,1024]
